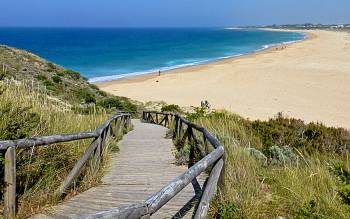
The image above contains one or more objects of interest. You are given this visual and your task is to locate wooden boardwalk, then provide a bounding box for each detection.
[35,119,205,219]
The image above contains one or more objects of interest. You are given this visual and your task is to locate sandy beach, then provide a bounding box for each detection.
[98,29,350,128]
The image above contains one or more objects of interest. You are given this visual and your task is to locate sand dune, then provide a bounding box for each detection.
[98,30,350,128]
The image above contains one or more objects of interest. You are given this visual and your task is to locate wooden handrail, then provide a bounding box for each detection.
[80,111,225,219]
[0,113,132,219]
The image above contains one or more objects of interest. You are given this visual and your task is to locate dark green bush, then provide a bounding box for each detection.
[56,72,65,77]
[0,104,40,140]
[97,90,108,97]
[35,74,48,81]
[74,88,96,104]
[297,200,317,218]
[52,75,62,84]
[64,69,81,80]
[186,107,207,121]
[43,79,57,92]
[161,104,182,113]
[216,202,238,219]
[251,114,350,155]
[331,163,350,206]
[97,96,137,112]
[89,83,99,90]
[47,62,56,72]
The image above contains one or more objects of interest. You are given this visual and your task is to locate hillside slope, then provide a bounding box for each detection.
[0,45,138,112]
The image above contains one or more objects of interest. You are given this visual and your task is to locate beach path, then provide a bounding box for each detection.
[33,119,204,219]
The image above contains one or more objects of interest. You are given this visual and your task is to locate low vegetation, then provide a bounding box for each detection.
[177,109,350,218]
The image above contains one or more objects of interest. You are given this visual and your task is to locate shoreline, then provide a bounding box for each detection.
[94,29,308,84]
[98,29,350,128]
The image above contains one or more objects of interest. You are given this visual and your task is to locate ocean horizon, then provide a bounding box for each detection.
[0,27,305,82]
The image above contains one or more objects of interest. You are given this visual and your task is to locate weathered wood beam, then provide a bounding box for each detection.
[194,158,224,219]
[74,203,149,219]
[56,137,100,195]
[4,146,16,219]
[0,132,97,150]
[0,114,131,150]
[145,146,224,214]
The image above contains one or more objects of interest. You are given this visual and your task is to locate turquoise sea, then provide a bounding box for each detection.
[0,28,305,82]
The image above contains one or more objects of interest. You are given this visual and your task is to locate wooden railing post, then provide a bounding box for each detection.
[128,115,132,128]
[116,118,122,136]
[187,127,195,167]
[164,115,168,127]
[173,115,179,140]
[203,134,209,155]
[93,133,104,170]
[194,159,224,219]
[4,146,16,219]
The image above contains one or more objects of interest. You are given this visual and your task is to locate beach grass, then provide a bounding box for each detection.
[184,110,350,218]
[0,79,126,218]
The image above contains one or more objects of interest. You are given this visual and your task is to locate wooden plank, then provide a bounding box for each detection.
[4,146,16,219]
[194,158,224,219]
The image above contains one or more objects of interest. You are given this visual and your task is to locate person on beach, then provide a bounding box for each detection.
[158,70,161,76]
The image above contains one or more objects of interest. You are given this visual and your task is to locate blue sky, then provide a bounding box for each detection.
[1,0,349,27]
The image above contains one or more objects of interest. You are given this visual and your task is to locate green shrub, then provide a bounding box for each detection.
[97,90,108,97]
[56,72,65,77]
[0,104,40,140]
[186,107,207,121]
[47,62,56,72]
[251,114,350,155]
[217,202,238,219]
[268,145,299,166]
[64,69,81,80]
[97,96,137,112]
[52,75,62,84]
[297,200,317,218]
[339,185,350,206]
[161,104,182,113]
[35,74,48,81]
[89,83,99,90]
[331,163,350,206]
[74,88,96,104]
[43,79,56,91]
